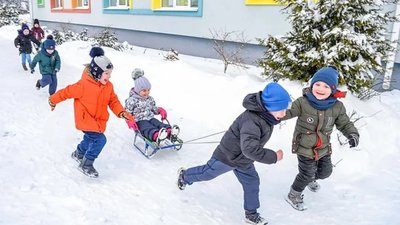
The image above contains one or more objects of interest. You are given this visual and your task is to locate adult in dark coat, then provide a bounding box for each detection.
[14,23,41,71]
[177,82,291,225]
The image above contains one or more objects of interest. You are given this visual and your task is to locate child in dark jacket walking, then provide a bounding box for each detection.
[282,67,359,211]
[177,82,291,225]
[14,23,41,71]
[30,36,61,95]
[48,47,134,178]
[124,68,179,144]
[31,19,45,50]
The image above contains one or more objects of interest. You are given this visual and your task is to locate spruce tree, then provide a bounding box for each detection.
[258,0,399,93]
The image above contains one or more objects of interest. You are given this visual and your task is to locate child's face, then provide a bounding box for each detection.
[23,29,29,35]
[99,69,113,85]
[270,109,286,120]
[34,24,39,28]
[46,49,54,54]
[139,88,150,98]
[312,81,332,100]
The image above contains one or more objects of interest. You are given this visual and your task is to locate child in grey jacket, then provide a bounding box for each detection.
[125,68,179,143]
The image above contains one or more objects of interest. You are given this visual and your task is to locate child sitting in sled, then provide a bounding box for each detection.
[125,68,180,144]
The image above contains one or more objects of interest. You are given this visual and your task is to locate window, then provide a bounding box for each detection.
[109,0,129,7]
[37,0,45,6]
[77,0,89,7]
[245,0,281,5]
[55,0,63,7]
[161,0,198,8]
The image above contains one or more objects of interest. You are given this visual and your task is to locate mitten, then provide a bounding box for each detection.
[119,111,134,121]
[158,107,167,120]
[48,98,56,111]
[30,69,35,74]
[348,133,359,148]
[126,120,139,131]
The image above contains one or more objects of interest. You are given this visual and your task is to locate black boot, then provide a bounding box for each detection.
[22,64,28,71]
[78,157,99,178]
[71,150,84,163]
[35,80,41,90]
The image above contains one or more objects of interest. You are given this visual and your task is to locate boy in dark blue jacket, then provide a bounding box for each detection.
[14,23,41,71]
[177,82,291,225]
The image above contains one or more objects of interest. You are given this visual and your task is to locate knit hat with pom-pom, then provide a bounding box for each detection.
[131,68,151,93]
[89,47,113,80]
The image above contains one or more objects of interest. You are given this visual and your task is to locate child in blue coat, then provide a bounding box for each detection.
[177,82,291,225]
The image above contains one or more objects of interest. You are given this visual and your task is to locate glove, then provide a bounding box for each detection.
[119,111,134,121]
[48,98,56,111]
[158,107,167,120]
[127,120,139,131]
[31,69,35,74]
[348,133,359,148]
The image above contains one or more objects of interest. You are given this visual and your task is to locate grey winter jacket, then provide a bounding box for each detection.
[124,88,160,122]
[212,92,278,170]
[282,94,359,160]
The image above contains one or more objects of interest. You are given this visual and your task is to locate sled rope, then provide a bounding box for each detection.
[183,130,226,144]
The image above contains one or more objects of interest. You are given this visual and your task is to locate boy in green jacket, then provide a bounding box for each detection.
[282,67,359,211]
[30,36,61,95]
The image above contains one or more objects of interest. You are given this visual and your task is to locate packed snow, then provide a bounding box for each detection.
[0,24,399,225]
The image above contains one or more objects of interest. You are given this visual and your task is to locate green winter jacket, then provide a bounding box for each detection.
[31,49,61,75]
[282,94,358,160]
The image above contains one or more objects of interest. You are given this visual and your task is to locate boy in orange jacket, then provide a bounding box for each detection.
[49,47,134,178]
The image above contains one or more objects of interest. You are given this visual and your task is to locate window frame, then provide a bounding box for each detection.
[108,0,130,8]
[245,0,281,5]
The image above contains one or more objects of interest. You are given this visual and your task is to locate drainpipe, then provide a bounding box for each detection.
[28,0,33,23]
[383,2,400,90]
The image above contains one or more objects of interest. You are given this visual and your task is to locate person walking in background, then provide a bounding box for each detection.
[30,36,61,95]
[282,67,359,211]
[48,47,134,178]
[31,19,45,52]
[177,82,291,225]
[14,23,41,71]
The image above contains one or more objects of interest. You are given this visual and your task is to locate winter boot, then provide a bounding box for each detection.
[307,180,320,192]
[71,150,84,163]
[78,157,99,178]
[245,211,268,225]
[177,167,187,190]
[170,125,180,142]
[35,80,41,90]
[286,187,307,211]
[22,64,28,71]
[156,127,168,144]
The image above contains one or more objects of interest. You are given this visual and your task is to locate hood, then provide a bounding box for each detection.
[242,92,266,112]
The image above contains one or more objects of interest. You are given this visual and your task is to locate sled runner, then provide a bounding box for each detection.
[132,125,183,159]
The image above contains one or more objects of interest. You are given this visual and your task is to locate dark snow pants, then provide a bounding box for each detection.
[183,157,260,212]
[137,118,170,140]
[39,74,58,95]
[291,154,333,192]
[76,131,107,161]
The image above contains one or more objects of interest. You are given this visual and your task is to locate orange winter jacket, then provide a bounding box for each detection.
[50,68,125,133]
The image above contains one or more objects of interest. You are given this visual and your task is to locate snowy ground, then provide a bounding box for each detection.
[0,24,399,225]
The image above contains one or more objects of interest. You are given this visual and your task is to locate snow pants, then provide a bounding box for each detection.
[291,154,333,192]
[137,118,170,140]
[183,157,260,212]
[39,74,58,95]
[76,131,107,161]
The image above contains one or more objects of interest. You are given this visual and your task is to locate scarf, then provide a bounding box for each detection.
[256,110,281,126]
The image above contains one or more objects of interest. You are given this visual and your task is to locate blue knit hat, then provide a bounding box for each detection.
[43,39,56,50]
[21,23,29,31]
[311,67,339,93]
[261,83,291,112]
